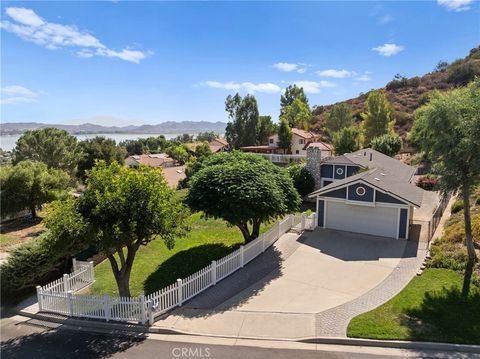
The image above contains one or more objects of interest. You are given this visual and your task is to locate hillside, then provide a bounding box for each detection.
[311,46,480,141]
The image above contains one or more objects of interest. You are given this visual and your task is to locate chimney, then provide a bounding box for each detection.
[369,153,372,161]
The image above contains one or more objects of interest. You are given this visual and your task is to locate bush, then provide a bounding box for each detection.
[429,240,469,271]
[476,197,480,206]
[447,62,478,86]
[370,134,402,157]
[287,163,315,197]
[451,200,464,214]
[416,176,438,191]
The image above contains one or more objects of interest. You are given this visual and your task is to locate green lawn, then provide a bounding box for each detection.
[90,212,271,297]
[347,268,480,344]
[0,233,18,248]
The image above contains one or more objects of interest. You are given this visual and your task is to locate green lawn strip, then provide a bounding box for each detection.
[0,233,19,248]
[90,212,272,297]
[347,268,480,344]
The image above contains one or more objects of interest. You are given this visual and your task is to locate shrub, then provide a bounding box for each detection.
[476,197,480,206]
[370,134,402,157]
[287,163,315,197]
[447,62,478,86]
[416,176,438,191]
[429,240,469,271]
[451,199,464,214]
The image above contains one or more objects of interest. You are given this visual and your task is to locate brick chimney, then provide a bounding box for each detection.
[306,147,323,190]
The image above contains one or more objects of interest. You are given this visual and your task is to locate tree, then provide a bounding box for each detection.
[12,128,81,175]
[174,134,194,143]
[225,93,259,148]
[332,126,360,155]
[0,161,70,218]
[194,141,212,160]
[411,80,480,295]
[143,135,167,153]
[256,115,276,145]
[120,140,145,156]
[325,103,354,136]
[196,132,218,142]
[360,90,394,145]
[277,118,292,154]
[287,164,315,197]
[186,152,301,243]
[168,145,190,165]
[370,134,402,157]
[77,137,126,180]
[79,161,188,297]
[280,85,309,117]
[281,98,312,130]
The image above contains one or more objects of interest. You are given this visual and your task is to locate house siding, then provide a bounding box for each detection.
[320,164,333,178]
[347,165,360,177]
[334,165,346,179]
[347,183,374,202]
[322,187,347,199]
[318,200,325,227]
[399,208,408,239]
[375,191,406,205]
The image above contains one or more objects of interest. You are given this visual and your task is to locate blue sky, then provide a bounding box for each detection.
[1,1,479,126]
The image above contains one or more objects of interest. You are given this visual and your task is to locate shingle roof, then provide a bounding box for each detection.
[303,141,333,151]
[309,167,424,207]
[291,128,318,139]
[127,154,174,168]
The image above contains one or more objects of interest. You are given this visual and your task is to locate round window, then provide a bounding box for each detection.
[356,186,366,196]
[336,167,344,175]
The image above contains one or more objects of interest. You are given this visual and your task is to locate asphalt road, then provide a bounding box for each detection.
[1,314,476,359]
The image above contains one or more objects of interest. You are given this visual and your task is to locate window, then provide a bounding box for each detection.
[269,138,274,144]
[296,150,299,154]
[336,167,344,175]
[356,186,366,196]
[299,139,305,145]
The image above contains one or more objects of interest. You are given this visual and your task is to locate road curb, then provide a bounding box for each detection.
[15,309,480,353]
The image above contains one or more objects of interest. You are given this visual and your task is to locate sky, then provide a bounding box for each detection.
[1,1,479,126]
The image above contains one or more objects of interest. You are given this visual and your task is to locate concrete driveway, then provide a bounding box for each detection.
[214,229,408,314]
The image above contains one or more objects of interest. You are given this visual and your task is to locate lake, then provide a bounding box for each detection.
[0,133,190,151]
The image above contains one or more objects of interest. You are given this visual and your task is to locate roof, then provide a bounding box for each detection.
[211,138,228,146]
[185,138,229,153]
[291,128,318,139]
[323,148,416,183]
[309,166,424,207]
[161,165,186,188]
[126,153,174,168]
[304,141,333,151]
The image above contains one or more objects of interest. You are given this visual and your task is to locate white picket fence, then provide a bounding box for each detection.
[37,213,316,325]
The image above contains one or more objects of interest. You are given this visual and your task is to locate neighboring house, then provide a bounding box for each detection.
[125,153,175,168]
[308,148,424,239]
[303,141,333,159]
[240,128,330,156]
[185,138,229,154]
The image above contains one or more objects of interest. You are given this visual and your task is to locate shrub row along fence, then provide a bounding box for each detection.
[37,213,316,325]
[427,192,452,240]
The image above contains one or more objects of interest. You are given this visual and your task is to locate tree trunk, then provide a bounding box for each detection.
[461,190,477,297]
[251,219,261,241]
[108,245,138,298]
[236,222,251,244]
[116,272,132,298]
[30,206,36,218]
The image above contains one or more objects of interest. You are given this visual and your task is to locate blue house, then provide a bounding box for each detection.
[309,148,424,239]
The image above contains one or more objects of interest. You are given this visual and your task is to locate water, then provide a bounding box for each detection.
[0,133,190,151]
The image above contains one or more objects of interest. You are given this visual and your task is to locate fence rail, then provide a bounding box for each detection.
[37,213,316,325]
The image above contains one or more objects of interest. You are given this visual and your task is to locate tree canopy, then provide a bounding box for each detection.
[196,131,218,142]
[332,126,360,155]
[411,80,480,295]
[287,163,315,197]
[225,93,259,148]
[325,103,354,136]
[361,91,394,145]
[0,160,70,218]
[12,128,82,176]
[256,115,277,145]
[370,134,402,157]
[186,152,301,243]
[277,118,292,153]
[280,85,309,117]
[77,137,126,180]
[281,98,312,130]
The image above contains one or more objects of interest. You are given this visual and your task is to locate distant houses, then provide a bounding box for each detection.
[125,153,175,168]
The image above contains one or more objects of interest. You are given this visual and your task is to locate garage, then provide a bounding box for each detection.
[325,201,398,238]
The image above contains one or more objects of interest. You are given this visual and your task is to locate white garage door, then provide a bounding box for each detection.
[326,201,398,238]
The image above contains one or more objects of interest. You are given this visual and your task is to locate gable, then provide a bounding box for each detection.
[347,183,374,202]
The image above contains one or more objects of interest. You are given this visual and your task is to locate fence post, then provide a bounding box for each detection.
[72,258,77,272]
[290,214,294,228]
[240,245,244,267]
[67,290,74,316]
[140,295,146,325]
[148,300,154,326]
[89,261,95,282]
[177,279,183,306]
[36,286,43,311]
[63,273,69,292]
[103,295,110,322]
[211,261,217,285]
[301,214,306,231]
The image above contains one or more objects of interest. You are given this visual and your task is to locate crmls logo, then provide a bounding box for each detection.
[171,347,211,358]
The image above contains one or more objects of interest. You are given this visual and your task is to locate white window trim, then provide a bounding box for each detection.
[356,186,366,196]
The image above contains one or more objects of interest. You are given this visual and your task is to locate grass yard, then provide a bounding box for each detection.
[347,268,480,344]
[90,212,272,297]
[0,233,18,249]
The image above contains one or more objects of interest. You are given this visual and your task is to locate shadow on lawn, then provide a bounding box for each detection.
[402,286,480,344]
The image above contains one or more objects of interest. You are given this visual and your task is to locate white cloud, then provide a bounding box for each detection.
[372,43,405,57]
[203,81,281,94]
[293,80,336,94]
[273,62,307,74]
[1,85,40,105]
[437,0,473,12]
[378,15,393,24]
[354,75,372,82]
[316,69,355,78]
[0,7,150,63]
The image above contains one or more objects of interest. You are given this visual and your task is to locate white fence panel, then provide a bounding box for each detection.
[216,248,241,281]
[110,296,144,322]
[182,265,213,301]
[147,282,179,315]
[243,236,264,264]
[39,291,69,315]
[71,295,106,320]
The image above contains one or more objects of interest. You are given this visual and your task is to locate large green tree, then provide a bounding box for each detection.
[281,98,312,130]
[120,139,145,156]
[0,161,70,218]
[256,115,277,145]
[79,161,188,297]
[225,93,259,148]
[77,137,127,180]
[411,80,480,295]
[361,91,394,145]
[277,118,292,154]
[325,103,354,136]
[196,132,219,142]
[332,126,360,155]
[186,152,301,243]
[280,85,309,117]
[370,134,402,157]
[12,128,82,175]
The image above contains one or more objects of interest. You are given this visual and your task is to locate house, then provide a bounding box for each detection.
[240,128,330,156]
[303,141,333,159]
[308,148,424,239]
[185,138,229,154]
[125,153,175,168]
